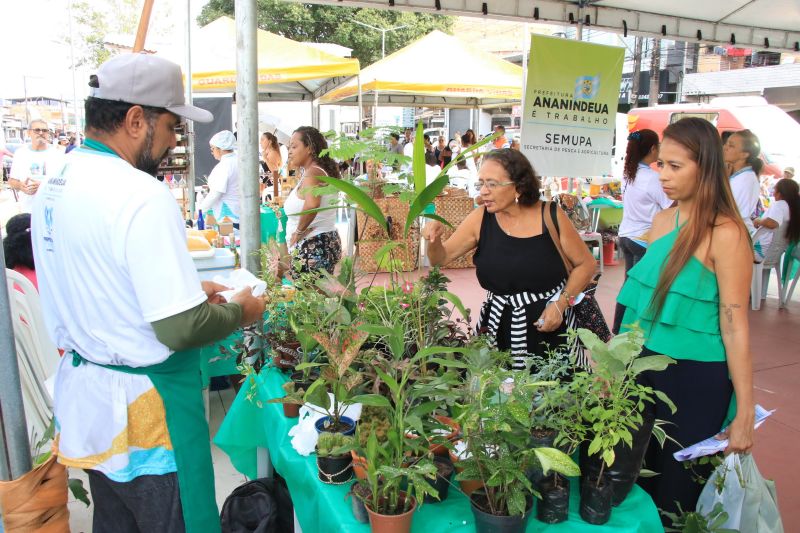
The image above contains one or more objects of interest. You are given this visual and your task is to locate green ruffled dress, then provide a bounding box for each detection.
[617,222,725,363]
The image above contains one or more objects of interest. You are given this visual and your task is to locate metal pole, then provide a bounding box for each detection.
[0,248,33,480]
[357,74,363,129]
[185,0,196,216]
[235,0,261,276]
[23,76,30,126]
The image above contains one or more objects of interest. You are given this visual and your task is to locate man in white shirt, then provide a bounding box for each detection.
[9,120,64,212]
[31,53,264,533]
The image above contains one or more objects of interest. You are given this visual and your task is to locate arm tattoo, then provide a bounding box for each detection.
[720,303,742,324]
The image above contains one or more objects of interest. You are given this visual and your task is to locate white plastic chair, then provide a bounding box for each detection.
[5,269,61,439]
[575,197,604,273]
[750,227,786,310]
[751,260,784,310]
[781,245,800,306]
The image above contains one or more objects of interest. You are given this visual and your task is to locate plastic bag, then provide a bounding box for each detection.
[696,453,784,532]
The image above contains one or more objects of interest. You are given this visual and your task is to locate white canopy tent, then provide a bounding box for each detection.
[291,0,800,53]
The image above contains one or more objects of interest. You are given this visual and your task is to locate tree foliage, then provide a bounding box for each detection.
[69,0,175,68]
[197,0,454,67]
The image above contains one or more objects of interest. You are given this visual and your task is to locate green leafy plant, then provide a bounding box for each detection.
[30,419,91,507]
[316,433,355,458]
[267,380,306,407]
[441,359,580,517]
[347,320,467,514]
[568,326,676,486]
[297,324,369,432]
[662,502,738,533]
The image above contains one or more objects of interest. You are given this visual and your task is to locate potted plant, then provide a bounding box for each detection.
[453,363,580,533]
[662,502,737,533]
[422,456,455,504]
[347,479,373,524]
[298,324,369,435]
[348,323,463,531]
[316,432,355,485]
[361,431,438,533]
[266,381,305,418]
[0,419,90,533]
[569,327,676,524]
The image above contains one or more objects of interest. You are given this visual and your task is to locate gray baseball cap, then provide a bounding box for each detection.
[90,53,213,123]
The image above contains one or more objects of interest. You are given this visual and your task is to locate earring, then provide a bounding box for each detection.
[515,195,519,204]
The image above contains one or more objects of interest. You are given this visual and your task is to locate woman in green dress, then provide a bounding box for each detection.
[616,117,755,519]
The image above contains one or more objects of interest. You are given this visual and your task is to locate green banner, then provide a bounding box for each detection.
[522,35,624,177]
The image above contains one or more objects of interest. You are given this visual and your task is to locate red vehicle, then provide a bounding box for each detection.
[628,97,799,181]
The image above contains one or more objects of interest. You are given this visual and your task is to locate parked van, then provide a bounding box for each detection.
[627,97,799,180]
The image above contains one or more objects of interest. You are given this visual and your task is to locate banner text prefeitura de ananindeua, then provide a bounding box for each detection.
[521,35,624,178]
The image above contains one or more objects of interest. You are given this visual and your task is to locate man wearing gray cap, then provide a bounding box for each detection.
[30,53,265,533]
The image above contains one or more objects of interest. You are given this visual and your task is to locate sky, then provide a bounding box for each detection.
[0,0,208,101]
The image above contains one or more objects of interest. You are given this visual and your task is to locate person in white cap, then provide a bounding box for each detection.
[784,166,795,181]
[30,53,264,533]
[200,130,240,221]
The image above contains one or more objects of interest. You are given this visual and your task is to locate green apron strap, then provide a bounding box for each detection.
[73,350,220,533]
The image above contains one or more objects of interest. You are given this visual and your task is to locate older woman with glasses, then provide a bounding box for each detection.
[423,149,595,371]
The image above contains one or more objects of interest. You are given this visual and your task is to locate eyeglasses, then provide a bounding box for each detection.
[476,180,514,190]
[30,128,50,135]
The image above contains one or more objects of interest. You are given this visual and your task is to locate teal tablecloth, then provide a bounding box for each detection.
[214,368,663,532]
[200,331,243,386]
[261,205,288,244]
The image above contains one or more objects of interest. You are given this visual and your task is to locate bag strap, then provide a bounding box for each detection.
[543,200,574,274]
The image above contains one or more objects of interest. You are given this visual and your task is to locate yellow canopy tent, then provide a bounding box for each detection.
[191,17,360,101]
[318,30,523,108]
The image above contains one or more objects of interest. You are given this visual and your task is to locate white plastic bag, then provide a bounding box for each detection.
[697,453,784,532]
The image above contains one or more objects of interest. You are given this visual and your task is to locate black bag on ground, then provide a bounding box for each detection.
[220,475,294,533]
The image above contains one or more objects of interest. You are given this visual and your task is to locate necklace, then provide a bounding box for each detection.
[496,209,523,236]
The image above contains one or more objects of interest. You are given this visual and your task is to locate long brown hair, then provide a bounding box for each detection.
[650,118,747,316]
[775,178,800,243]
[262,132,279,153]
[623,129,659,183]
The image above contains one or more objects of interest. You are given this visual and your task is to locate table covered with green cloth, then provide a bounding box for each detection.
[214,368,663,533]
[199,331,242,387]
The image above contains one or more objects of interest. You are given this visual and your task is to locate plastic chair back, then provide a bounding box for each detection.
[5,269,60,438]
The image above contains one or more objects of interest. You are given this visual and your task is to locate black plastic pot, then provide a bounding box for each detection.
[530,428,557,448]
[349,481,370,523]
[423,456,454,504]
[579,474,613,525]
[536,473,570,524]
[579,410,655,507]
[526,429,558,486]
[317,453,353,485]
[470,491,532,533]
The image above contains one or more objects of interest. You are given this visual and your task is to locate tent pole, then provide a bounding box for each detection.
[185,0,196,217]
[357,74,363,130]
[235,0,261,276]
[0,246,32,481]
[373,81,378,127]
[133,0,155,52]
